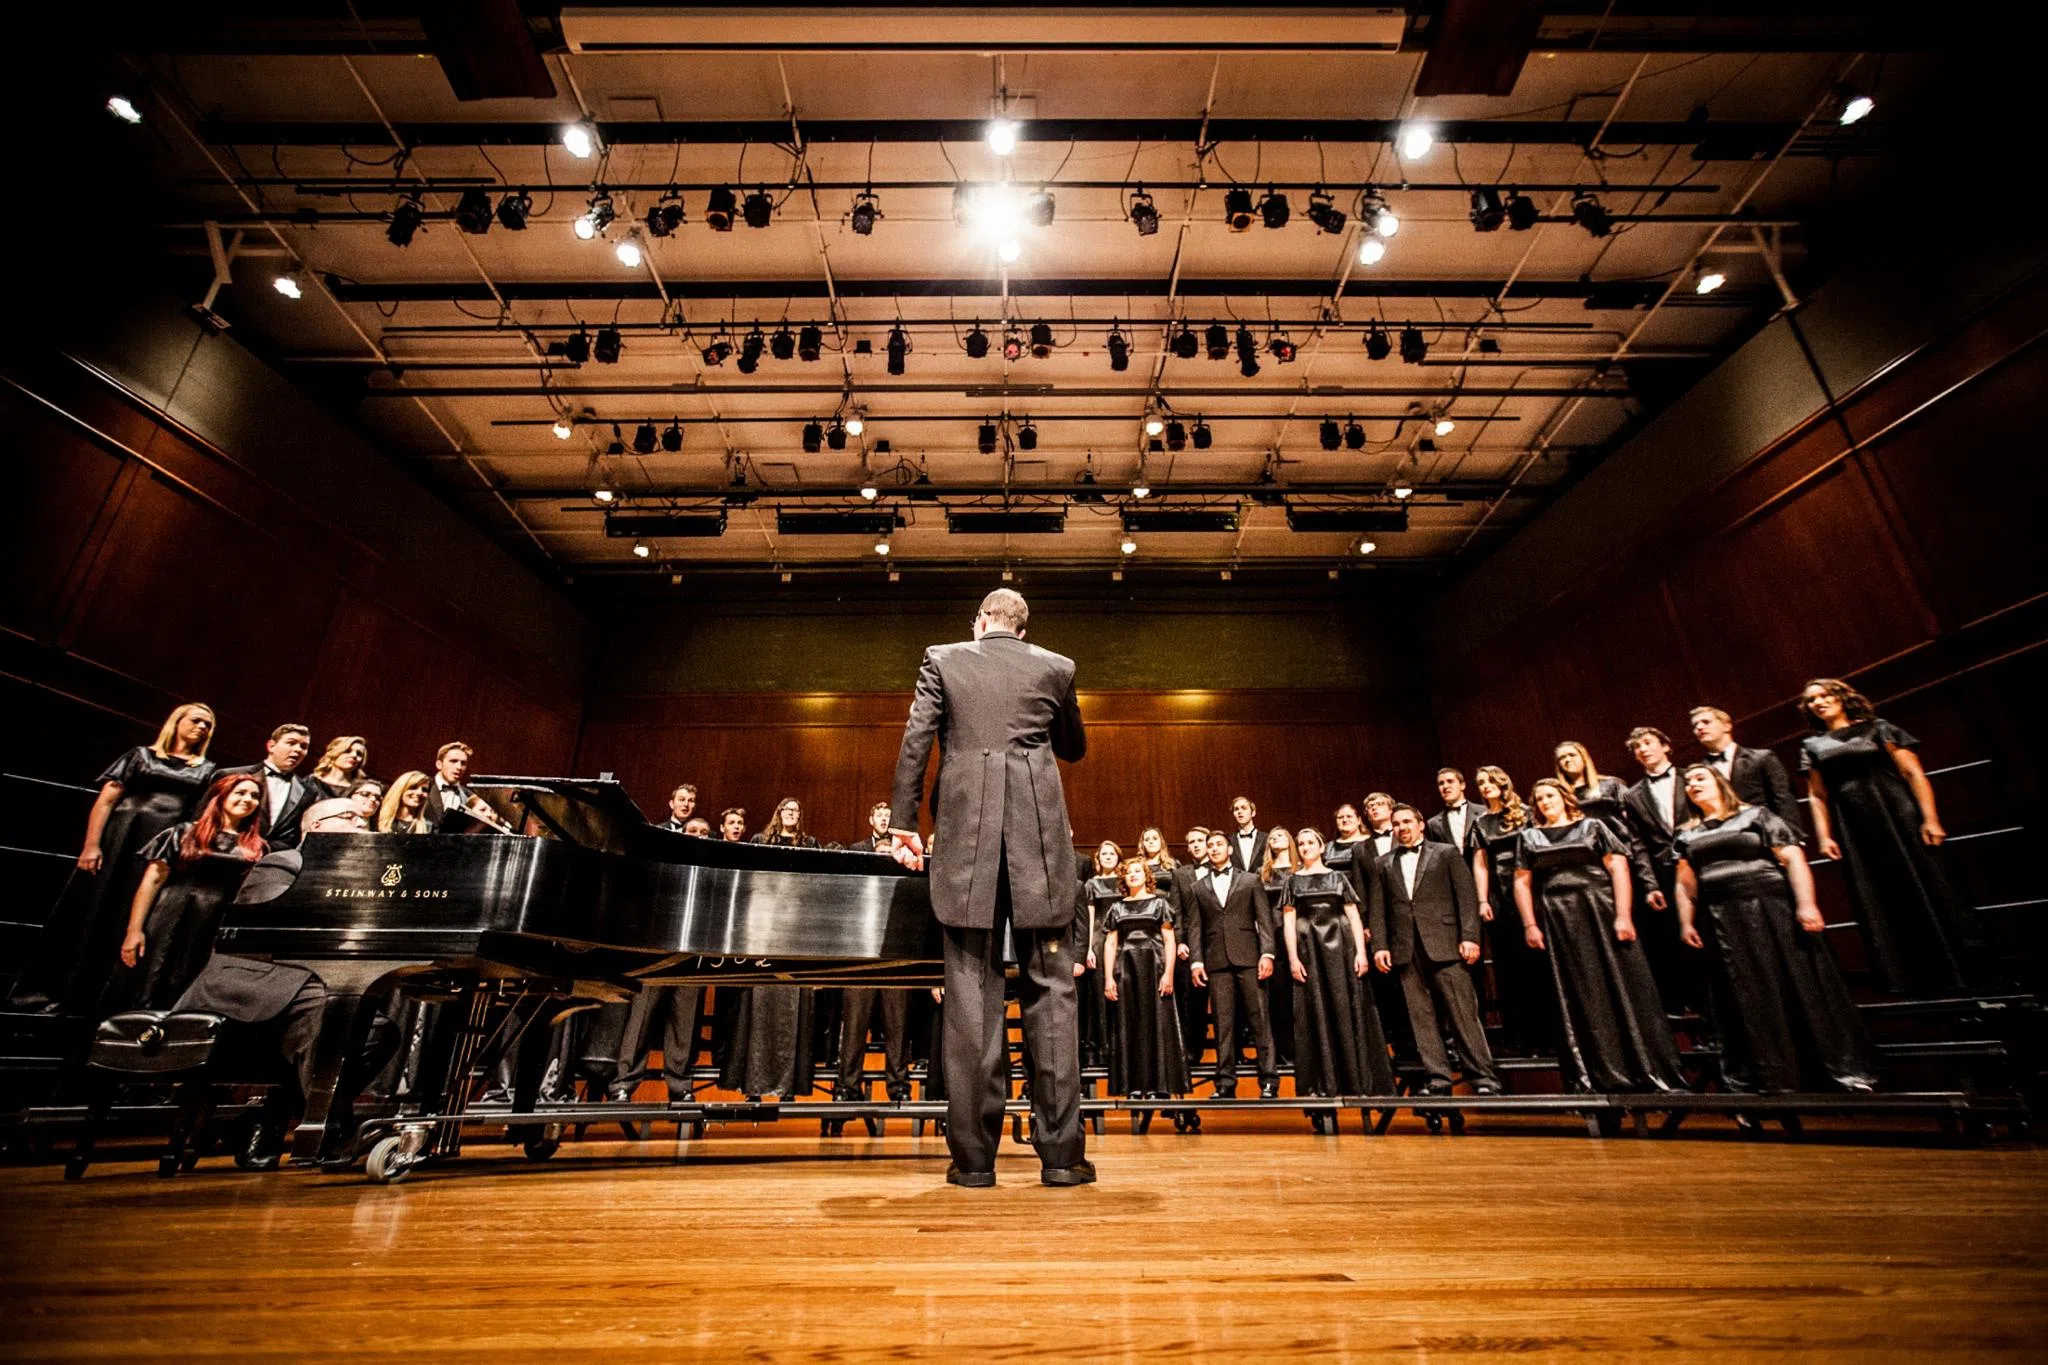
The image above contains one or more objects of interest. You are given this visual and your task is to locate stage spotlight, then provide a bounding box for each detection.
[1223,187,1255,232]
[1364,324,1392,361]
[1358,237,1386,266]
[573,214,596,241]
[1360,190,1398,238]
[986,119,1019,156]
[633,421,658,455]
[742,188,774,228]
[1340,420,1363,451]
[1268,333,1297,364]
[563,328,591,364]
[978,421,998,455]
[606,427,626,456]
[1107,326,1130,372]
[705,187,737,232]
[594,326,623,364]
[576,191,616,240]
[1319,419,1341,451]
[1120,536,1137,556]
[1570,190,1612,237]
[861,481,880,501]
[1204,322,1230,361]
[633,540,651,558]
[802,421,824,453]
[1837,86,1875,126]
[1144,412,1164,437]
[1165,420,1186,451]
[1399,325,1427,364]
[1171,325,1198,359]
[1469,187,1505,232]
[1505,190,1540,231]
[562,121,597,159]
[770,326,796,360]
[271,271,302,300]
[107,95,142,124]
[1018,421,1038,451]
[965,324,990,359]
[997,238,1022,263]
[386,192,425,247]
[496,190,532,230]
[1695,266,1727,295]
[661,420,684,453]
[593,487,614,502]
[1398,123,1435,160]
[614,235,643,268]
[1132,480,1151,499]
[1393,483,1414,499]
[798,325,823,361]
[875,537,892,556]
[1129,188,1160,236]
[1190,419,1213,449]
[646,192,685,237]
[1235,326,1260,377]
[844,414,864,437]
[1258,187,1290,229]
[454,188,494,234]
[1025,189,1055,227]
[1356,538,1377,555]
[1306,189,1346,234]
[1002,326,1025,361]
[885,325,909,375]
[1434,415,1456,436]
[701,338,732,366]
[850,190,880,235]
[828,422,849,451]
[1030,322,1055,359]
[553,416,575,439]
[737,326,765,373]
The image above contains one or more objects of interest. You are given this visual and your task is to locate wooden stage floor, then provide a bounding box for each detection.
[3,1115,2045,1360]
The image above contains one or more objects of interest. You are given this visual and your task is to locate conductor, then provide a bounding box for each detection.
[890,588,1091,1187]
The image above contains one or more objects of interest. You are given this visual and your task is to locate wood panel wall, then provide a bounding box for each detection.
[575,689,1443,849]
[0,352,585,808]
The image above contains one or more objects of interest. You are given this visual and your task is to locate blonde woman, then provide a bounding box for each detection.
[307,735,370,800]
[1555,740,1657,902]
[379,771,434,834]
[1472,766,1549,1054]
[9,703,218,1013]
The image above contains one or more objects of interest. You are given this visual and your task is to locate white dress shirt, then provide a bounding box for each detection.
[1643,765,1679,828]
[1395,842,1421,897]
[1371,829,1395,858]
[1444,802,1472,849]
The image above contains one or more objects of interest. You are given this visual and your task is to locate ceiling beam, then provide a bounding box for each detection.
[509,480,1531,504]
[358,381,1597,400]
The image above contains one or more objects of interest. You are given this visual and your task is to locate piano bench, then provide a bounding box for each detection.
[65,1011,281,1182]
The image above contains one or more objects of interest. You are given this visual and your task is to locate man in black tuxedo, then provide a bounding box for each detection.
[656,783,698,833]
[1424,768,1482,856]
[419,742,479,829]
[1369,806,1501,1095]
[890,588,1090,1188]
[1184,831,1279,1098]
[216,723,316,849]
[1223,797,1263,872]
[1627,726,1721,1042]
[1690,706,1803,830]
[1363,792,1398,860]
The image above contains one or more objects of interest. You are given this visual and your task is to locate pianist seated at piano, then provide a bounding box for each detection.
[108,772,269,1012]
[682,816,712,837]
[378,771,433,834]
[347,780,384,825]
[657,783,699,833]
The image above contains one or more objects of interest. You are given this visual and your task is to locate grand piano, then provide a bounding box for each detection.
[217,776,940,1179]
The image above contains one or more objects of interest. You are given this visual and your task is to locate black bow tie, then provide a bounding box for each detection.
[1649,770,1673,782]
[1398,845,1419,857]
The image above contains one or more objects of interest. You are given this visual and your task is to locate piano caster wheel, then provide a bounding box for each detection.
[366,1135,415,1185]
[522,1135,561,1162]
[1424,1112,1445,1135]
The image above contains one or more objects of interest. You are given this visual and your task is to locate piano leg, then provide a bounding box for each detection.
[297,990,390,1167]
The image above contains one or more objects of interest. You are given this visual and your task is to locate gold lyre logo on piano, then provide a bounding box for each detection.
[380,863,404,888]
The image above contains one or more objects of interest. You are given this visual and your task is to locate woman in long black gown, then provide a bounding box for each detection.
[111,771,266,1010]
[9,703,218,1014]
[1283,828,1394,1132]
[1798,678,1980,994]
[723,798,821,1098]
[1471,766,1552,1056]
[1257,826,1298,1067]
[1513,779,1684,1093]
[1072,840,1123,1072]
[1101,858,1190,1132]
[1555,741,1659,906]
[1674,764,1877,1094]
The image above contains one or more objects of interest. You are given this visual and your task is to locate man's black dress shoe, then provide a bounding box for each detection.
[1258,1081,1278,1099]
[1041,1160,1097,1187]
[1473,1079,1503,1096]
[946,1164,996,1188]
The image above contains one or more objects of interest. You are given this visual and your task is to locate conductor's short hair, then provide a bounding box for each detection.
[978,588,1029,632]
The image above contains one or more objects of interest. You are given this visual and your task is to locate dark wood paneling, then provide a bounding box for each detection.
[1,398,126,643]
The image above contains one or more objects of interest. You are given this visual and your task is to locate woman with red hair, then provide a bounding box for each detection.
[109,770,267,1010]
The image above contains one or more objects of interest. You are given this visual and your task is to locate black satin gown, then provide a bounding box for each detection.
[105,822,258,1012]
[1573,775,1656,893]
[1285,870,1394,1096]
[1675,808,1878,1093]
[1259,867,1296,1065]
[720,832,822,1098]
[1476,809,1554,1055]
[1104,895,1191,1097]
[10,746,217,1013]
[1800,719,1977,994]
[1153,858,1207,1073]
[1072,873,1121,1070]
[1516,820,1684,1093]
